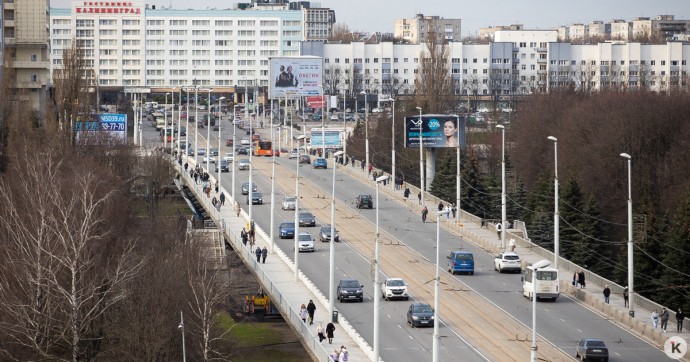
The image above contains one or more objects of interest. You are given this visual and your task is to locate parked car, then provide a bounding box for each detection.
[241,182,257,195]
[313,158,327,169]
[319,224,339,242]
[299,155,311,164]
[575,339,609,361]
[297,232,316,252]
[337,279,364,302]
[238,158,250,170]
[381,278,409,301]
[298,212,316,227]
[216,160,230,173]
[282,196,296,210]
[356,194,373,209]
[278,222,295,239]
[494,252,522,273]
[447,251,475,275]
[407,303,434,328]
[330,114,339,121]
[246,192,264,205]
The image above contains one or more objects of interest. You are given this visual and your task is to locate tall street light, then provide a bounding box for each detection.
[248,97,255,231]
[176,87,182,158]
[269,106,279,253]
[361,91,370,169]
[232,105,241,203]
[496,124,506,249]
[373,174,389,362]
[391,98,396,189]
[548,136,559,269]
[185,87,192,162]
[416,107,424,207]
[340,86,347,162]
[194,86,199,164]
[293,135,307,281]
[217,96,226,188]
[621,152,634,317]
[530,260,551,362]
[329,150,344,322]
[179,311,186,362]
[319,84,326,156]
[205,89,212,172]
[164,92,170,150]
[433,210,444,362]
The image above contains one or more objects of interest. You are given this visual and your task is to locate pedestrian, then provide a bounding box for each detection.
[417,191,422,205]
[623,286,629,307]
[661,307,670,332]
[572,271,578,287]
[241,228,248,246]
[215,201,221,212]
[451,203,457,218]
[603,285,611,304]
[184,162,189,171]
[261,246,268,263]
[422,206,428,223]
[652,309,659,329]
[236,201,241,217]
[368,163,372,175]
[214,181,219,193]
[351,155,355,167]
[300,304,308,323]
[330,348,340,362]
[326,322,336,344]
[509,238,516,253]
[438,201,444,212]
[578,270,586,288]
[317,322,326,342]
[307,299,316,325]
[445,205,451,219]
[339,346,349,362]
[496,222,502,240]
[404,187,410,199]
[255,246,261,262]
[219,192,225,205]
[677,308,685,333]
[212,197,218,207]
[360,160,365,171]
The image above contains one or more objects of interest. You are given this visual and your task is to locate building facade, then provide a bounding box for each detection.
[2,0,50,112]
[394,14,461,44]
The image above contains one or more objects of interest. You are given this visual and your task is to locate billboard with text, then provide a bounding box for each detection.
[75,113,127,144]
[309,128,342,149]
[405,115,465,148]
[269,56,322,100]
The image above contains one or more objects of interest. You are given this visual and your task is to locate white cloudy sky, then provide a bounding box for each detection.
[50,0,689,37]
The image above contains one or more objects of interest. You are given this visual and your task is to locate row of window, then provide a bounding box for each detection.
[325,57,420,64]
[145,19,286,27]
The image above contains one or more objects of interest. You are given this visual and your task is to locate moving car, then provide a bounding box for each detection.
[494,252,522,273]
[297,232,316,252]
[313,158,327,169]
[319,224,339,242]
[407,303,434,328]
[238,159,250,170]
[202,155,216,163]
[356,194,373,209]
[241,182,257,195]
[215,160,230,173]
[240,137,251,146]
[282,196,296,210]
[381,278,409,301]
[210,148,219,156]
[337,279,364,302]
[226,138,234,147]
[299,155,311,164]
[278,222,295,239]
[298,212,316,227]
[223,152,234,162]
[447,251,475,275]
[197,148,206,156]
[289,149,300,159]
[575,339,609,361]
[236,147,249,155]
[246,192,263,205]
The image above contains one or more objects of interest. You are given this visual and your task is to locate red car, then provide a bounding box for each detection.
[226,138,234,147]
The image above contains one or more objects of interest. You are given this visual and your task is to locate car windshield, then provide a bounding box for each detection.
[388,280,404,286]
[321,225,336,233]
[536,271,557,280]
[454,253,473,261]
[299,234,312,241]
[504,255,520,261]
[284,197,296,203]
[252,193,262,197]
[413,305,433,313]
[360,195,371,200]
[342,281,359,288]
[299,213,314,218]
[280,223,294,228]
[586,340,606,347]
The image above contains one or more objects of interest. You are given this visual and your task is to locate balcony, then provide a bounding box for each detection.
[536,47,547,52]
[10,60,50,69]
[537,58,547,64]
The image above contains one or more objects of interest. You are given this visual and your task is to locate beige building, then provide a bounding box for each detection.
[394,14,461,44]
[632,15,690,40]
[2,0,51,113]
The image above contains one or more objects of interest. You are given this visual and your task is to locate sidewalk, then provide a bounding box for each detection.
[179,158,372,362]
[338,159,684,351]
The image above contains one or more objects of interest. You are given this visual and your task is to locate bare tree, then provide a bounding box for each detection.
[328,23,353,43]
[414,27,457,113]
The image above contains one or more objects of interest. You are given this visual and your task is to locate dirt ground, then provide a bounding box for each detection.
[224,244,312,362]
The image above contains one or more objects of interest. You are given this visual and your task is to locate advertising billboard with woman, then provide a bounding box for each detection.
[404,115,465,148]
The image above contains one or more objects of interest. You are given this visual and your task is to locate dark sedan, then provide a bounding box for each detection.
[575,339,608,361]
[298,212,317,227]
[320,224,340,242]
[299,155,311,164]
[407,303,434,328]
[215,160,230,173]
[246,192,263,205]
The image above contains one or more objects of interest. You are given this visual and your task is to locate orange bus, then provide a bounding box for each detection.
[254,140,273,157]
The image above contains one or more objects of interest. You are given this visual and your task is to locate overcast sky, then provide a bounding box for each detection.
[50,0,689,37]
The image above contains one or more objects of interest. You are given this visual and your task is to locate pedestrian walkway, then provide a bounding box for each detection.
[338,159,684,351]
[178,157,372,362]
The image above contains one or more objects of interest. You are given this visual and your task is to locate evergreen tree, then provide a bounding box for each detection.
[571,196,609,277]
[524,172,553,248]
[632,201,667,301]
[559,173,586,260]
[657,192,690,311]
[429,152,456,202]
[460,148,489,218]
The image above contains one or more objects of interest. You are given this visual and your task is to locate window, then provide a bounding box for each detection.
[261,30,278,36]
[215,20,232,26]
[192,40,210,46]
[122,30,140,36]
[170,30,187,36]
[147,30,164,36]
[216,30,231,36]
[260,20,278,26]
[216,40,229,46]
[193,30,210,36]
[192,20,210,26]
[238,20,255,26]
[170,40,187,46]
[170,20,187,26]
[147,20,163,26]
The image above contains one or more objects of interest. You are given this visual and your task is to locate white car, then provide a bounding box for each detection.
[238,158,250,170]
[240,137,251,146]
[288,149,299,159]
[282,196,296,210]
[494,252,522,273]
[202,155,216,163]
[297,232,315,252]
[223,152,234,162]
[381,278,409,301]
[371,107,383,113]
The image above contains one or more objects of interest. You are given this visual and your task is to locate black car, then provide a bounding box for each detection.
[299,155,311,164]
[576,339,609,361]
[236,147,249,155]
[216,160,230,173]
[356,194,373,209]
[298,212,316,227]
[320,224,340,242]
[337,279,364,302]
[246,192,263,205]
[407,303,434,328]
[241,182,257,195]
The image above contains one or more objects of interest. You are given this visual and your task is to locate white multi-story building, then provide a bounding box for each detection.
[394,14,461,44]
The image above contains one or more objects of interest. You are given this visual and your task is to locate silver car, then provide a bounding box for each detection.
[238,159,250,170]
[282,196,296,210]
[298,232,315,252]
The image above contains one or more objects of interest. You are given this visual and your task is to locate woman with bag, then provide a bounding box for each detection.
[326,322,336,344]
[316,322,325,342]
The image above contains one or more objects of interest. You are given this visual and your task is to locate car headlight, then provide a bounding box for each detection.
[412,316,419,320]
[356,289,362,294]
[430,315,435,319]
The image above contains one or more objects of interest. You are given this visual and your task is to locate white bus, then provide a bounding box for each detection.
[522,265,559,301]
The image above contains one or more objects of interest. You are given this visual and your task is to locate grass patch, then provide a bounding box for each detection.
[130,196,193,218]
[216,311,284,347]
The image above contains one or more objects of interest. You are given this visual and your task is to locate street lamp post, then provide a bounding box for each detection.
[185,87,192,163]
[548,136,559,269]
[496,124,506,249]
[530,260,551,362]
[179,311,186,362]
[270,106,278,253]
[621,152,634,317]
[194,86,199,164]
[329,150,344,322]
[206,89,212,172]
[293,135,307,282]
[164,92,170,150]
[232,105,241,203]
[217,96,226,187]
[319,85,326,156]
[248,96,254,225]
[391,99,396,189]
[373,174,389,362]
[177,87,182,158]
[433,210,444,362]
[361,91,370,169]
[416,107,424,207]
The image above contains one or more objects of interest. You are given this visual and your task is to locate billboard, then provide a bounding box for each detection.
[405,115,465,148]
[309,128,342,149]
[269,56,322,100]
[306,96,326,109]
[75,113,127,144]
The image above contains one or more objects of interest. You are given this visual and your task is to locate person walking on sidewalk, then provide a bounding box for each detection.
[306,300,317,325]
[509,238,516,253]
[495,222,502,240]
[623,286,629,307]
[241,228,248,246]
[404,187,410,200]
[326,322,336,344]
[421,206,428,223]
[652,309,659,329]
[339,346,349,362]
[235,201,241,217]
[438,201,444,212]
[578,270,586,288]
[255,246,262,262]
[603,285,611,304]
[317,322,325,342]
[572,271,578,287]
[677,308,685,333]
[299,304,308,323]
[661,307,670,332]
[330,348,340,362]
[261,246,268,264]
[417,191,422,205]
[219,192,225,205]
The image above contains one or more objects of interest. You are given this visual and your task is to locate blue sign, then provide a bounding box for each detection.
[309,128,342,149]
[75,113,127,144]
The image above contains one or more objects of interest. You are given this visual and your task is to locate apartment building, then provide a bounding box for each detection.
[2,0,50,113]
[394,14,461,44]
[632,15,690,40]
[478,24,524,41]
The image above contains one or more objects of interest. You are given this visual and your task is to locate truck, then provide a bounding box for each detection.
[381,278,409,301]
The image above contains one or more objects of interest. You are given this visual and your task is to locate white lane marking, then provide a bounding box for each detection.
[576,329,582,333]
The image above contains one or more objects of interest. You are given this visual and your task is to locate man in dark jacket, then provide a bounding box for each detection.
[307,300,317,325]
[602,285,611,304]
